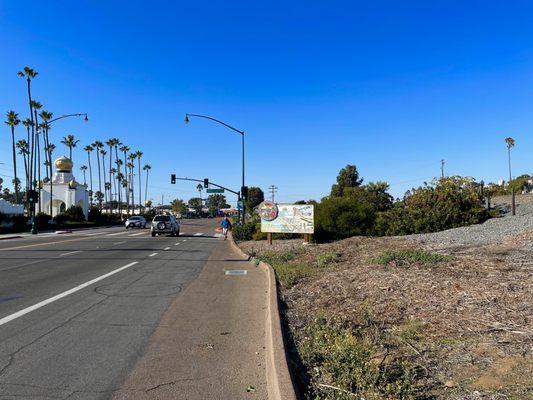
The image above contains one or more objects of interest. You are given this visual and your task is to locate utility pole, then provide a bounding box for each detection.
[440,159,445,178]
[269,185,278,202]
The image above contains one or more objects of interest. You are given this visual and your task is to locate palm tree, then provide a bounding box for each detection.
[115,158,123,215]
[21,119,34,193]
[44,142,56,215]
[38,110,53,180]
[143,164,151,207]
[110,167,117,209]
[100,149,108,209]
[5,111,21,203]
[80,165,88,186]
[504,137,515,184]
[128,153,137,212]
[61,134,79,161]
[30,100,42,187]
[120,144,130,215]
[92,141,104,208]
[113,140,122,214]
[135,151,143,211]
[83,145,94,204]
[17,67,38,191]
[16,139,30,188]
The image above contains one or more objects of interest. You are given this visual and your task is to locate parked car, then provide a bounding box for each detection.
[125,216,146,229]
[151,214,180,237]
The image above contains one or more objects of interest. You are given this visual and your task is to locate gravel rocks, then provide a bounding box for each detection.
[408,201,533,249]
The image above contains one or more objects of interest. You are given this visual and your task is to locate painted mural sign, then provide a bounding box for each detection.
[260,203,314,234]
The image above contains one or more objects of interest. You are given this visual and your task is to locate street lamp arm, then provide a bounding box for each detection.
[47,113,88,125]
[185,113,244,135]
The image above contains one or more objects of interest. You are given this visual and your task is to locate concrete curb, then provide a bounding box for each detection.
[230,238,298,400]
[0,235,22,241]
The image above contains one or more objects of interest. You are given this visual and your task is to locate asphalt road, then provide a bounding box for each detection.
[0,219,230,399]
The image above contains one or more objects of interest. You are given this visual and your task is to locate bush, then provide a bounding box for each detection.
[373,249,454,267]
[376,177,490,236]
[64,205,86,222]
[232,222,257,241]
[53,213,70,225]
[35,212,52,230]
[316,251,343,267]
[314,195,376,242]
[11,215,29,232]
[298,319,416,399]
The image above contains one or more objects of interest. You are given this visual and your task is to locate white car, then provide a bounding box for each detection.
[151,215,180,237]
[125,216,146,229]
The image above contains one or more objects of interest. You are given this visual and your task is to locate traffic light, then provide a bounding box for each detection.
[26,190,39,204]
[171,174,176,184]
[241,186,248,200]
[204,178,209,188]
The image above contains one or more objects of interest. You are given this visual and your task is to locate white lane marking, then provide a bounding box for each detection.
[113,241,126,245]
[174,242,180,246]
[193,233,204,236]
[84,232,103,236]
[148,253,158,257]
[214,234,224,238]
[59,250,82,257]
[128,232,146,237]
[0,261,139,327]
[164,247,171,250]
[107,232,128,236]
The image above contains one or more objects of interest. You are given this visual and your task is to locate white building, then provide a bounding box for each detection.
[40,156,89,219]
[0,199,24,215]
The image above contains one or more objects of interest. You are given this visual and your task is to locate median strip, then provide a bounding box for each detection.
[0,261,139,327]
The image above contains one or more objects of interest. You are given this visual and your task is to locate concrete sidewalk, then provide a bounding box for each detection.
[113,239,268,399]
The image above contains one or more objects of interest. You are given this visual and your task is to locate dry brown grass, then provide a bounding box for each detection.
[239,235,533,399]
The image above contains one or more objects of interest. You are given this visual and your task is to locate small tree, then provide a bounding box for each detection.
[245,186,264,212]
[207,194,229,216]
[171,198,187,215]
[331,164,363,197]
[188,197,203,215]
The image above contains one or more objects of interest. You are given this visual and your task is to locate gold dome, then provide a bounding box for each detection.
[68,180,78,189]
[55,156,73,172]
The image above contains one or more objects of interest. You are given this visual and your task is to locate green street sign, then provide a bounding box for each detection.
[206,188,224,193]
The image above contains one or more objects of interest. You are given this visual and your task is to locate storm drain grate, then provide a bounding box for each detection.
[225,270,248,276]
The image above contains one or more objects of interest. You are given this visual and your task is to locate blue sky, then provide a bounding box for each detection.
[1,1,532,204]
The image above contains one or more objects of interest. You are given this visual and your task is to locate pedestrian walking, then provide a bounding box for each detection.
[221,216,232,240]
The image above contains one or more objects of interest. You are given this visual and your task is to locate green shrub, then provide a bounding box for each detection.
[376,177,490,236]
[298,319,416,399]
[373,249,454,267]
[53,213,70,225]
[35,212,52,230]
[11,215,29,232]
[316,251,343,267]
[64,205,85,222]
[232,222,257,241]
[314,182,393,243]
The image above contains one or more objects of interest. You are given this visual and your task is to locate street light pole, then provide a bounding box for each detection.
[184,113,246,223]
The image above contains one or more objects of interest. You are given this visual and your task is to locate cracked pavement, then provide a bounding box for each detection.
[0,219,267,399]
